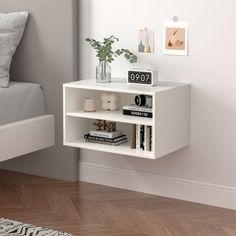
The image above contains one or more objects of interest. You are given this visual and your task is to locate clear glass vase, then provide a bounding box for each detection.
[96,61,111,83]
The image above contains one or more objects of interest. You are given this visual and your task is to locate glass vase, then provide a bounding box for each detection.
[96,61,111,83]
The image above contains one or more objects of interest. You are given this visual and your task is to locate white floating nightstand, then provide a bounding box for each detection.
[63,79,190,159]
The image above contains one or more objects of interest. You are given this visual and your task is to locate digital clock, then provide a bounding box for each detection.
[127,69,158,86]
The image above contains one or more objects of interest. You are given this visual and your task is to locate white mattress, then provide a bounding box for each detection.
[0,82,45,125]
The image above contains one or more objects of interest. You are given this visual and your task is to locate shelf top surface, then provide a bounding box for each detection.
[63,78,189,94]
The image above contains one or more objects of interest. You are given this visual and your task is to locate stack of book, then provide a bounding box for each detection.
[84,130,128,146]
[130,124,152,151]
[123,105,152,118]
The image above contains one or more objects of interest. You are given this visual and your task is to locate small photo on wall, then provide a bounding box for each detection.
[138,28,154,53]
[163,21,188,56]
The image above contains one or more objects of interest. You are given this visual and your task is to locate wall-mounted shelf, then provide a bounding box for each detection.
[63,79,190,159]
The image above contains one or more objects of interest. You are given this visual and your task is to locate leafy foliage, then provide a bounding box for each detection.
[85,36,137,64]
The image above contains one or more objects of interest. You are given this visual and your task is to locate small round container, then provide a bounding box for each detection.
[83,98,96,112]
[135,95,152,107]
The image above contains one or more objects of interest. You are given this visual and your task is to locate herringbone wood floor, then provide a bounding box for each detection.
[0,170,236,236]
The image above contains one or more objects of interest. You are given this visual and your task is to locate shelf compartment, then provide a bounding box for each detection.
[64,139,155,159]
[64,116,154,159]
[66,110,153,126]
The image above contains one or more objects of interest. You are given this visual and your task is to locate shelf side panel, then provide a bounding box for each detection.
[155,85,190,158]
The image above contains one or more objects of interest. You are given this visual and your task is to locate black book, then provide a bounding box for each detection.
[140,125,144,150]
[84,134,127,143]
[123,109,152,118]
[85,138,128,146]
[150,127,153,151]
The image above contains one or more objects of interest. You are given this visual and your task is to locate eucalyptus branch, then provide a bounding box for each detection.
[85,35,137,64]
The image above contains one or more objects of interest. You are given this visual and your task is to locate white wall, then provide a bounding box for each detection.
[78,0,236,208]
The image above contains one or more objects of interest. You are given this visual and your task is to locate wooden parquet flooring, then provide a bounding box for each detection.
[0,169,236,236]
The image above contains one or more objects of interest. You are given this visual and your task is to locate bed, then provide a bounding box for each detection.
[0,82,44,125]
[0,82,54,162]
[0,0,77,181]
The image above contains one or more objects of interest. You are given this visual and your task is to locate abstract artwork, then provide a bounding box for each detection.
[163,21,188,56]
[138,28,154,53]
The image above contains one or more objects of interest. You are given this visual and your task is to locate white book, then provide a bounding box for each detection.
[136,124,141,150]
[89,130,123,139]
[123,105,152,112]
[145,126,151,152]
[144,125,147,151]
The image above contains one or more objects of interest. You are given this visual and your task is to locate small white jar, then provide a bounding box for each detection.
[83,98,96,112]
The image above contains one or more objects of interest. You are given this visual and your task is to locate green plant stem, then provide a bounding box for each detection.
[85,35,137,64]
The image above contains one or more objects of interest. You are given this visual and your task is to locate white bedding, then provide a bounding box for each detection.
[0,82,44,125]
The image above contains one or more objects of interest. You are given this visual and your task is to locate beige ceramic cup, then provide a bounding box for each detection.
[83,98,96,112]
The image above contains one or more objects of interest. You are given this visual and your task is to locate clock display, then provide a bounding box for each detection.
[128,71,152,85]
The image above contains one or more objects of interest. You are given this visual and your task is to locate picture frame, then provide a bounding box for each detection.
[163,21,188,56]
[138,28,155,53]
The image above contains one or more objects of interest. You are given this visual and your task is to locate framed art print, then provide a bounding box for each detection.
[163,21,188,56]
[138,28,154,53]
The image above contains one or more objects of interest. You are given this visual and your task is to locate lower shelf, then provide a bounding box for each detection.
[64,139,155,159]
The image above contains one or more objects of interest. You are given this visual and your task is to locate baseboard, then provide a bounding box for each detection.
[79,161,236,210]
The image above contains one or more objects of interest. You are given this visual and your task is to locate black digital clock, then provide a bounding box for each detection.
[127,69,158,86]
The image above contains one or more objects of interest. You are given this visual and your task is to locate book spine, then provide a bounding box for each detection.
[123,106,152,112]
[85,138,128,146]
[89,131,122,139]
[150,126,153,151]
[140,125,144,150]
[85,139,113,145]
[112,139,128,146]
[146,126,151,152]
[89,132,112,138]
[130,124,136,149]
[84,134,126,143]
[136,124,141,150]
[144,126,147,151]
[123,110,153,118]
